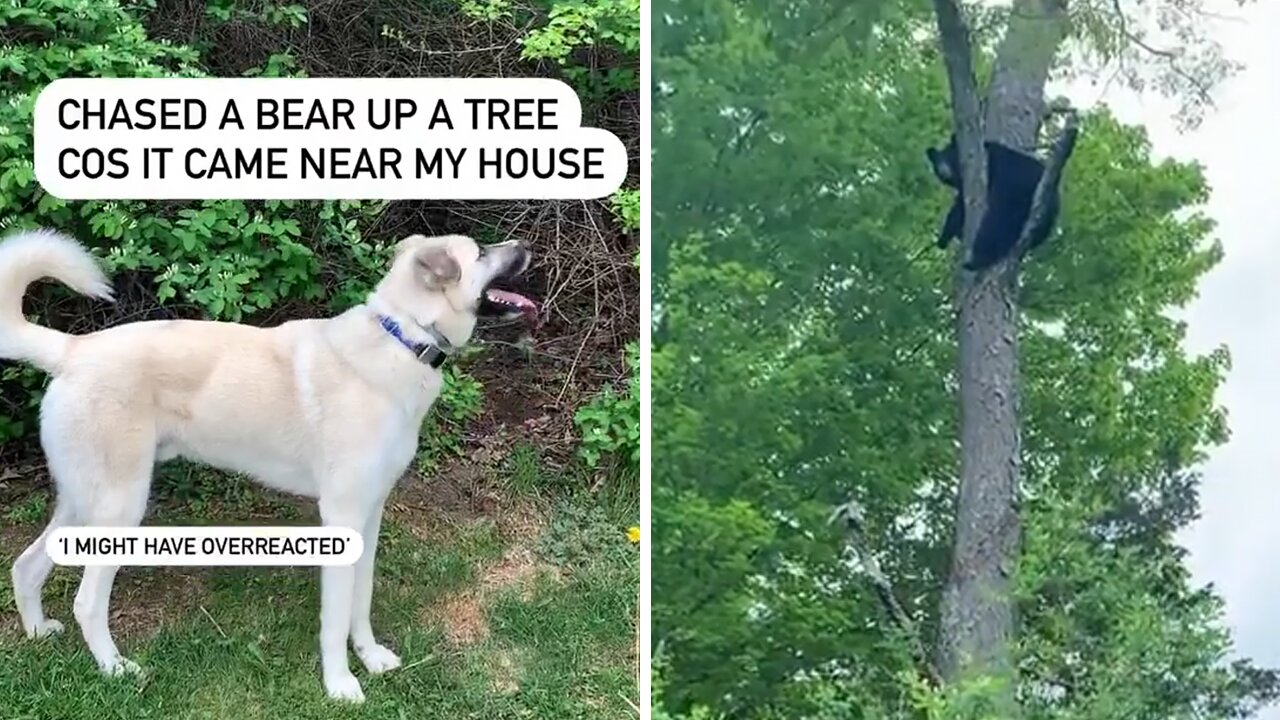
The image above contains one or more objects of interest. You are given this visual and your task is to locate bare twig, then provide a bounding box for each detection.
[199,605,228,639]
[1110,0,1215,108]
[830,500,944,688]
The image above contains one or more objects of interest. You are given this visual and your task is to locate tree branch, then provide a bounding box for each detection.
[932,0,987,259]
[831,500,944,688]
[1012,104,1080,263]
[1110,0,1215,109]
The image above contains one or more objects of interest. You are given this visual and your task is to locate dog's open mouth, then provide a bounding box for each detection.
[481,283,538,321]
[478,243,538,323]
[480,256,537,323]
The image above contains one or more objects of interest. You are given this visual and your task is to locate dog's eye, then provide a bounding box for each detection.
[477,245,488,259]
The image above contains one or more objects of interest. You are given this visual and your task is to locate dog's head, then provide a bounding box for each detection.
[378,233,537,345]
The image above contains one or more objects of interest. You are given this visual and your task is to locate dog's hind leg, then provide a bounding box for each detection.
[51,423,155,677]
[71,469,151,677]
[12,500,76,638]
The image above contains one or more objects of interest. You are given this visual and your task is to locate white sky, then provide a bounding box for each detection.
[1054,1,1280,716]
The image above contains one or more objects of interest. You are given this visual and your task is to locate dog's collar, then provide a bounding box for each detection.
[377,315,454,369]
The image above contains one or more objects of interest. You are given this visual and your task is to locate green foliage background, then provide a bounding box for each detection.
[651,0,1277,718]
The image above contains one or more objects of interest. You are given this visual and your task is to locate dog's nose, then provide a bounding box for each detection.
[500,239,532,258]
[511,242,532,273]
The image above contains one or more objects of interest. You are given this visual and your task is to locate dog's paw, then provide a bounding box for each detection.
[325,671,366,703]
[100,656,141,677]
[25,618,64,638]
[357,643,402,674]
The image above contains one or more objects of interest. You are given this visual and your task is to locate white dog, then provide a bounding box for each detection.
[0,228,535,702]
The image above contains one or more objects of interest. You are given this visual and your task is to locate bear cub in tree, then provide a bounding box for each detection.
[926,134,1064,271]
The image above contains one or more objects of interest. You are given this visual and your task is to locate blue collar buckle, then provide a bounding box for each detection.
[377,315,453,369]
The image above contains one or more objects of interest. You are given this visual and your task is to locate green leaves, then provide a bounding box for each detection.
[417,367,486,473]
[203,1,308,30]
[518,0,641,96]
[521,0,641,63]
[610,187,641,233]
[575,341,641,472]
[652,1,1271,718]
[0,1,392,435]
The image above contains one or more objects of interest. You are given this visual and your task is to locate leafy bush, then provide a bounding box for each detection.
[611,188,640,232]
[574,340,639,472]
[455,0,641,75]
[0,1,387,438]
[456,0,513,22]
[203,1,309,28]
[522,0,641,96]
[454,0,640,97]
[418,367,486,472]
[522,0,640,60]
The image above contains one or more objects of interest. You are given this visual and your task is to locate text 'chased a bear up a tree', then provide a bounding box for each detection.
[56,96,563,132]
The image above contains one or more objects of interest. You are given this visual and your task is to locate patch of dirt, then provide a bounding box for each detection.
[387,464,497,541]
[424,544,562,648]
[480,546,557,599]
[488,647,523,695]
[432,592,491,645]
[494,500,546,543]
[387,433,550,544]
[0,522,35,550]
[463,359,590,468]
[109,569,208,639]
[469,357,566,433]
[0,461,50,508]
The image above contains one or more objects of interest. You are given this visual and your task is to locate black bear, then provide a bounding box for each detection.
[926,134,1063,271]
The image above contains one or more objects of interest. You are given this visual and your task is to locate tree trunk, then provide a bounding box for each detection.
[933,0,1070,708]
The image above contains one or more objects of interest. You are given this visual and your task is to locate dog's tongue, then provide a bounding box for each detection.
[486,288,539,323]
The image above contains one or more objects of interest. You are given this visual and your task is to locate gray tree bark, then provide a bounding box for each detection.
[930,0,1071,710]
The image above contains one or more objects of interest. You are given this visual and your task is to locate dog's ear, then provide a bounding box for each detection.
[393,234,427,260]
[415,245,461,289]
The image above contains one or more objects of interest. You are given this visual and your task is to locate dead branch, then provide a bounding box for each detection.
[931,0,987,256]
[1013,105,1081,263]
[831,500,944,689]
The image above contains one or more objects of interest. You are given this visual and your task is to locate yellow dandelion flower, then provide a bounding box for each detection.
[627,526,641,544]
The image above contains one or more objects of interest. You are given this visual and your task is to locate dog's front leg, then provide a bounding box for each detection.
[318,498,366,703]
[350,502,401,674]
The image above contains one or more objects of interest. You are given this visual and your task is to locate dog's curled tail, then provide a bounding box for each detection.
[0,228,113,374]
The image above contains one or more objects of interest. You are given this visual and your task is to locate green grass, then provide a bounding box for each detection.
[4,492,47,526]
[0,463,639,719]
[505,444,548,496]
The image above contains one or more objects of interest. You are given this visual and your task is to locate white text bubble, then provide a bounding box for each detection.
[34,78,628,200]
[46,526,364,567]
